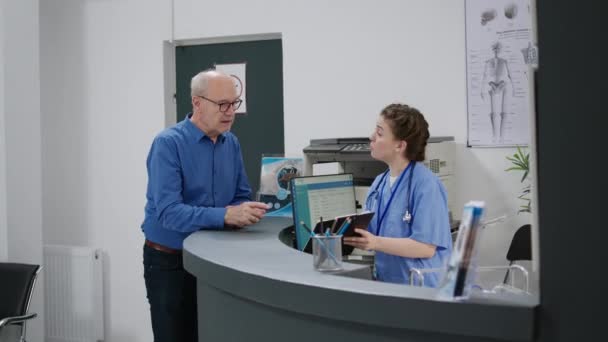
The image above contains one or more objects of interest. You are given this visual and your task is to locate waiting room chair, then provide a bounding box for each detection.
[503,224,532,284]
[410,224,532,291]
[0,263,42,342]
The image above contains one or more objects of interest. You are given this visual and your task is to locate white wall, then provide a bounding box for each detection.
[1,0,44,340]
[0,1,7,262]
[40,1,169,341]
[175,0,466,153]
[38,1,533,341]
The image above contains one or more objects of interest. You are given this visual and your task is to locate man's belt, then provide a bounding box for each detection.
[145,239,181,254]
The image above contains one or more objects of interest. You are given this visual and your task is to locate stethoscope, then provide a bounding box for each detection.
[368,161,416,235]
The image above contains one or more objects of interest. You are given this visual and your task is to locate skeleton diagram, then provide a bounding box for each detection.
[481,42,515,142]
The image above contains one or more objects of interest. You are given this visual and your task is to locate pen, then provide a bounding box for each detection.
[319,216,323,235]
[300,221,314,236]
[334,218,347,234]
[300,221,341,266]
[329,219,338,234]
[336,217,352,236]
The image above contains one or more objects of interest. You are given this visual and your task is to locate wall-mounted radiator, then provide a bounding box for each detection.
[43,245,104,342]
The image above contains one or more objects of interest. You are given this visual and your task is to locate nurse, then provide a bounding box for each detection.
[344,103,452,287]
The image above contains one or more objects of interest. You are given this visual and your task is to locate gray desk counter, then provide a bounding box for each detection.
[184,217,537,342]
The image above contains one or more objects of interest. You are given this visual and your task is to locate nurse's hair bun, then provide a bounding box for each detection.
[380,103,430,161]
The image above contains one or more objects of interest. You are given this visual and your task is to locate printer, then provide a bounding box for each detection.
[303,137,456,218]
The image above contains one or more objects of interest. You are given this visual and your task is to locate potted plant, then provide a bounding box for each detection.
[506,146,531,214]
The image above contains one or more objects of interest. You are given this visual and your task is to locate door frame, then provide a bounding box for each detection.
[162,32,283,128]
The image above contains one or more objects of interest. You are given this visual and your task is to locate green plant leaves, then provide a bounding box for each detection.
[506,146,531,214]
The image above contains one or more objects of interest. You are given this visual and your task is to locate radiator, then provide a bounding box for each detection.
[43,245,104,342]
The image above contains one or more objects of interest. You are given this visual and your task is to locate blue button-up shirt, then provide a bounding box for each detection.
[141,114,251,249]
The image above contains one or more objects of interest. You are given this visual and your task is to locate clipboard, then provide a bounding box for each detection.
[301,214,374,255]
[333,211,375,237]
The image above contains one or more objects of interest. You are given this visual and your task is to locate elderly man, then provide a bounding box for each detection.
[141,70,268,342]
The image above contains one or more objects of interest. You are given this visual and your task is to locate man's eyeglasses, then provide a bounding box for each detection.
[195,95,242,113]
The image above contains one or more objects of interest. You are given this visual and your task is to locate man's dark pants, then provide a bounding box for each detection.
[143,244,198,342]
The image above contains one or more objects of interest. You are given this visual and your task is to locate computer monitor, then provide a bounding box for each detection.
[290,173,357,251]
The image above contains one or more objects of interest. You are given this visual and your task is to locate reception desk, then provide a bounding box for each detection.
[183,217,537,342]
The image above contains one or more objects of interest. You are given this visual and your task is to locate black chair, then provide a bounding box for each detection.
[503,224,532,284]
[410,224,533,289]
[0,263,42,342]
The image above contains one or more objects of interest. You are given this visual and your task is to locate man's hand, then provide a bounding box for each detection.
[224,202,269,228]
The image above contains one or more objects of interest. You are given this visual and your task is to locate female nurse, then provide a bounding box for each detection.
[344,103,452,287]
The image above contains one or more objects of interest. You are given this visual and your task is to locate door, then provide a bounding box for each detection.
[175,38,285,197]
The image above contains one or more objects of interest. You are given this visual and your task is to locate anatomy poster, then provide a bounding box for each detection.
[466,0,533,147]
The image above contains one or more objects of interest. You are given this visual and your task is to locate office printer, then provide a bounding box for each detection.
[303,137,456,216]
[303,137,372,154]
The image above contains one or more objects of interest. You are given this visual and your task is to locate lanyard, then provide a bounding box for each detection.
[376,161,415,235]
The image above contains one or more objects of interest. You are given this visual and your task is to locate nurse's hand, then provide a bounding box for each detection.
[343,228,378,251]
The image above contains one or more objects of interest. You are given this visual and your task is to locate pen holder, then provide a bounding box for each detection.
[312,235,343,272]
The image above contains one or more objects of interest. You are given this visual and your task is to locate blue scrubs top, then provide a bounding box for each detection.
[366,163,452,287]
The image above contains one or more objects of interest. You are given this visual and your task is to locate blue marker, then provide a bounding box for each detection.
[336,218,352,236]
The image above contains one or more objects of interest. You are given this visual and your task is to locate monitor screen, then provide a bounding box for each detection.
[290,173,356,251]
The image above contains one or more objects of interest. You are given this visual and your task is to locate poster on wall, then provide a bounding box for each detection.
[215,62,247,114]
[465,0,533,147]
